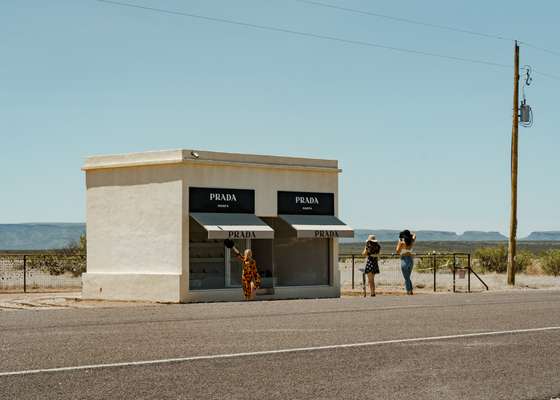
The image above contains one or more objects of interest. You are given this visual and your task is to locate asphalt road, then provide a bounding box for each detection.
[1,290,560,399]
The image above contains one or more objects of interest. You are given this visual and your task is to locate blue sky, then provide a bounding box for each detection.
[1,0,559,235]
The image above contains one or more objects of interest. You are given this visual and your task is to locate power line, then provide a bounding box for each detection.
[95,0,560,81]
[519,42,560,58]
[295,0,560,58]
[295,0,515,42]
[96,0,510,69]
[533,69,560,81]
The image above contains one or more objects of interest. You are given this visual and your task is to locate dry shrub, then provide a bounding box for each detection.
[541,250,560,276]
[525,259,544,276]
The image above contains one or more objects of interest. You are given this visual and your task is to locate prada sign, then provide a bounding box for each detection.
[189,187,255,214]
[314,230,340,238]
[205,230,262,240]
[227,231,257,239]
[277,191,335,215]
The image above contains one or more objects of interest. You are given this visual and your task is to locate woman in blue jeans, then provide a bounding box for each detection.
[396,230,416,295]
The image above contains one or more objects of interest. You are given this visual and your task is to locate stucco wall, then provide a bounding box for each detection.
[181,163,338,217]
[82,151,342,302]
[85,166,183,275]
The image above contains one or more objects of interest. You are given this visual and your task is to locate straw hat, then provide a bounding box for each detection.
[366,234,378,243]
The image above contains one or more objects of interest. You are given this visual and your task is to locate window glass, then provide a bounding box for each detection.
[189,217,248,290]
[189,217,225,290]
[274,237,330,286]
[228,239,247,288]
[189,216,331,289]
[252,239,274,289]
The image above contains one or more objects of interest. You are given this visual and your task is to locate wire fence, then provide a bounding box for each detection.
[0,253,85,293]
[339,253,488,293]
[1,251,489,294]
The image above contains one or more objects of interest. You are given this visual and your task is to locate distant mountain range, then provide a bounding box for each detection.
[0,223,85,250]
[0,224,559,250]
[523,231,560,241]
[343,229,560,243]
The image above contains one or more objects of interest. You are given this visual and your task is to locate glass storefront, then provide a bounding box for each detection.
[255,218,331,287]
[267,217,330,286]
[189,216,331,289]
[188,188,348,292]
[189,217,248,290]
[252,239,274,291]
[274,237,330,286]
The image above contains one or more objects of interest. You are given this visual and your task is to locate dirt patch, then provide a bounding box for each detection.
[0,292,158,311]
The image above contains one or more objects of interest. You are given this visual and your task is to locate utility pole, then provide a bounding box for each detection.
[507,40,520,286]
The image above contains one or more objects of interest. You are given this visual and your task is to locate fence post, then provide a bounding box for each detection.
[433,254,436,292]
[467,254,471,293]
[351,255,355,290]
[23,255,27,293]
[452,254,456,293]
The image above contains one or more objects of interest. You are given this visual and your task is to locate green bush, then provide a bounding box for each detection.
[514,251,533,273]
[27,254,86,277]
[474,246,532,273]
[414,254,464,273]
[27,234,86,276]
[541,250,560,276]
[475,246,508,272]
[414,256,433,273]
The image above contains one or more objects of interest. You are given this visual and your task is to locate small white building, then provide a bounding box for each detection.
[82,149,353,302]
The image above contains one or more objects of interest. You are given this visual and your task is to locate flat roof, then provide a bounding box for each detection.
[83,149,340,172]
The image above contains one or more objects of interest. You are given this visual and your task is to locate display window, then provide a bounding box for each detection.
[189,217,249,290]
[274,237,330,286]
[188,187,272,290]
[188,188,352,291]
[267,216,330,286]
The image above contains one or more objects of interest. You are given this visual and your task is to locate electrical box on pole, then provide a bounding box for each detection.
[520,101,532,124]
[519,66,533,127]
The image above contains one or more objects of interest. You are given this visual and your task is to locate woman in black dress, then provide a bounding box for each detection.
[361,235,380,296]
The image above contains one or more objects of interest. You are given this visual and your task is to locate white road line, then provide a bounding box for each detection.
[237,328,331,333]
[1,326,559,377]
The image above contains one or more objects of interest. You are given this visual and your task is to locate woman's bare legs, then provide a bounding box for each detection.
[367,272,376,296]
[250,282,257,300]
